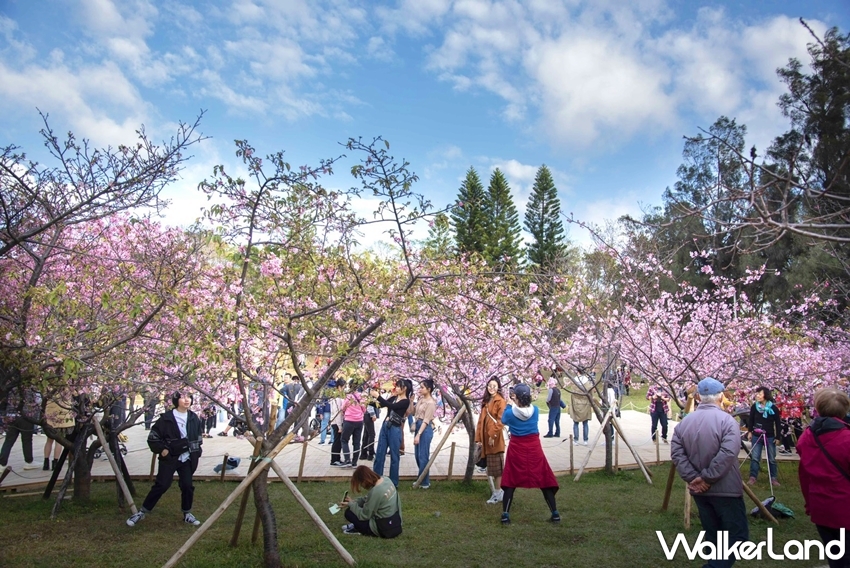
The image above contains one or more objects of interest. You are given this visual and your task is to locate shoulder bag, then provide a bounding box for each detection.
[812,427,850,483]
[375,488,403,538]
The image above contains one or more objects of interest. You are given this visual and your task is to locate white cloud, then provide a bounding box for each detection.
[0,59,148,146]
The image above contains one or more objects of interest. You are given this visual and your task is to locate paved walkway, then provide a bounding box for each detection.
[0,410,797,491]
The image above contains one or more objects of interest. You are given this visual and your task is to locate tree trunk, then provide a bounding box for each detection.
[73,438,94,501]
[252,468,281,568]
[461,402,476,482]
[604,421,614,473]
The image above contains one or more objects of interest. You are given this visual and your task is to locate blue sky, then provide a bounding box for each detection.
[1,0,847,248]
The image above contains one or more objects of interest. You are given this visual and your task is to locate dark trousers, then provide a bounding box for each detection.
[341,420,363,466]
[142,457,196,513]
[817,525,850,568]
[0,417,35,466]
[546,410,561,437]
[344,507,376,536]
[360,418,376,460]
[651,409,668,441]
[502,486,558,514]
[692,495,749,568]
[330,424,342,464]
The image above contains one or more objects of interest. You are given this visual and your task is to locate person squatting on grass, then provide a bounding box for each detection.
[499,383,560,525]
[371,379,412,487]
[476,375,506,504]
[126,391,203,528]
[796,388,850,568]
[340,465,403,538]
[671,377,748,568]
[412,379,437,489]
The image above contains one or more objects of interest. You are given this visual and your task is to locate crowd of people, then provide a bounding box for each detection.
[2,366,849,561]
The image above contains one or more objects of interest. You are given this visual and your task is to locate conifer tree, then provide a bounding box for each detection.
[451,167,488,256]
[422,212,454,259]
[483,168,523,267]
[524,164,566,268]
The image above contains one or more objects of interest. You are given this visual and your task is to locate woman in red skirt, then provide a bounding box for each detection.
[500,383,560,525]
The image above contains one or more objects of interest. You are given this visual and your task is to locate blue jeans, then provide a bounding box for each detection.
[373,423,402,487]
[319,413,330,443]
[692,495,749,568]
[547,410,561,437]
[749,435,778,479]
[414,420,433,486]
[275,400,289,429]
[573,420,589,442]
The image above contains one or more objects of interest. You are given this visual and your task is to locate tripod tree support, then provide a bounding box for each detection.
[160,431,296,568]
[92,418,137,514]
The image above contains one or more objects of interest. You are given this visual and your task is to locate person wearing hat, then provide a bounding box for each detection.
[499,383,560,525]
[671,378,748,566]
[126,391,204,528]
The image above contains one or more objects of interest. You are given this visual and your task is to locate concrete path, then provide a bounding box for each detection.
[0,409,796,491]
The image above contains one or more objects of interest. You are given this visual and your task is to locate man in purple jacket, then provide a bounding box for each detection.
[671,377,748,568]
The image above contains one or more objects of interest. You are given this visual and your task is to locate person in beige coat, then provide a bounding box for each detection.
[569,373,594,445]
[475,376,506,504]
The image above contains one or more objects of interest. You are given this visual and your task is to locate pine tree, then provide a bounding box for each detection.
[422,212,454,259]
[524,165,566,268]
[451,167,488,256]
[483,168,523,268]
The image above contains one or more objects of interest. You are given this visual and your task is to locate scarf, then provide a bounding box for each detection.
[755,400,776,419]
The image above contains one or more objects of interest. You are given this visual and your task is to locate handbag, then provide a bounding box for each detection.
[386,410,404,427]
[375,490,403,538]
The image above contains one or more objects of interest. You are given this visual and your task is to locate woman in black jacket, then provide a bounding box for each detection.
[126,391,204,527]
[370,379,412,487]
[747,386,782,487]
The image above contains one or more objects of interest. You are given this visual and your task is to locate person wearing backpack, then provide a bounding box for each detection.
[797,388,850,568]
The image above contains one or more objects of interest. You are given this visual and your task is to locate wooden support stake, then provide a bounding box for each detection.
[267,458,356,566]
[684,486,692,529]
[149,453,156,483]
[161,432,296,568]
[575,410,613,481]
[230,437,264,547]
[661,462,677,511]
[0,464,12,487]
[251,508,262,545]
[742,482,779,525]
[656,431,661,466]
[610,415,653,483]
[614,430,619,471]
[219,454,229,483]
[569,435,574,476]
[297,439,308,483]
[413,405,467,488]
[446,442,455,481]
[92,419,137,514]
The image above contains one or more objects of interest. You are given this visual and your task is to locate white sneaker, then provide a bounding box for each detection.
[573,440,579,446]
[126,510,146,527]
[183,512,201,526]
[486,490,504,504]
[581,440,588,446]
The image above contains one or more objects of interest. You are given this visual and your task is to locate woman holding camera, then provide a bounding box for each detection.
[371,379,412,487]
[747,386,782,486]
[126,391,204,528]
[340,465,402,537]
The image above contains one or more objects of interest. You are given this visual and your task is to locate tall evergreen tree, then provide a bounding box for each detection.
[451,167,488,256]
[422,212,454,259]
[524,165,566,268]
[483,168,523,267]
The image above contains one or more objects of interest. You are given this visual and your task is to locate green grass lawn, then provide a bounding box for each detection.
[0,461,826,567]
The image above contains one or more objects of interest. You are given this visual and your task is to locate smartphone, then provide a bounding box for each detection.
[342,490,348,502]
